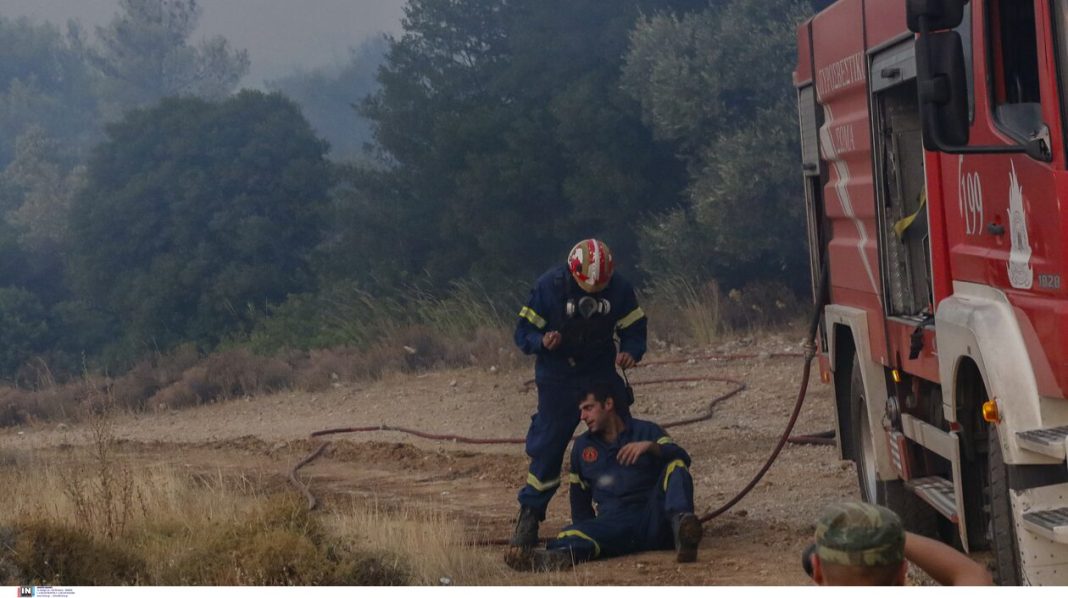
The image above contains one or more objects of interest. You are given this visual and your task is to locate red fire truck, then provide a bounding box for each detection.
[795,0,1068,584]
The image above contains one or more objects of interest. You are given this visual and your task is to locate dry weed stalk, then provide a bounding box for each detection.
[62,384,134,540]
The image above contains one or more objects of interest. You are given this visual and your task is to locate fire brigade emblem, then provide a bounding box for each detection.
[1006,161,1033,290]
[582,447,598,463]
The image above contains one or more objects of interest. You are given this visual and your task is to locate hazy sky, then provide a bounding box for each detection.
[0,0,406,86]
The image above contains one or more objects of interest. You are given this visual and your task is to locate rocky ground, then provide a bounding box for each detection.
[1,333,877,585]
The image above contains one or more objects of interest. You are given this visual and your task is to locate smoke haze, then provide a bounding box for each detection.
[0,0,405,86]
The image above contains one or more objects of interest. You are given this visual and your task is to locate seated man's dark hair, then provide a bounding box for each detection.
[583,382,617,405]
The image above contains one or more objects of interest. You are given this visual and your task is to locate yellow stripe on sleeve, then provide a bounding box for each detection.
[518,306,547,329]
[616,306,645,330]
[568,473,589,491]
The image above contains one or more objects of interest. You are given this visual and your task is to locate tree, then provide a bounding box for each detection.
[267,37,388,163]
[0,286,50,380]
[68,91,331,358]
[81,0,249,118]
[0,16,100,169]
[622,0,821,291]
[359,0,704,289]
[2,127,85,254]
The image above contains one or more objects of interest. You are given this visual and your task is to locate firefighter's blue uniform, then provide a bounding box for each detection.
[514,264,647,518]
[547,418,694,560]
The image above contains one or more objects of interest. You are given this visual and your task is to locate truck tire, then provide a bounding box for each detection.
[849,353,937,535]
[988,425,1021,585]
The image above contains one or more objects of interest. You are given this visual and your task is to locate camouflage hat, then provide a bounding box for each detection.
[815,501,905,567]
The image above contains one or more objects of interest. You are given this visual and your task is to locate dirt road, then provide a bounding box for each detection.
[1,334,862,584]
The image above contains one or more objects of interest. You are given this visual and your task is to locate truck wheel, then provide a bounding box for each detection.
[850,353,879,502]
[988,425,1021,585]
[849,353,936,534]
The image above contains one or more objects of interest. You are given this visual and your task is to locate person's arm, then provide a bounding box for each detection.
[651,424,690,466]
[617,425,691,466]
[515,283,552,355]
[653,436,690,466]
[568,444,595,523]
[904,532,993,586]
[615,278,646,365]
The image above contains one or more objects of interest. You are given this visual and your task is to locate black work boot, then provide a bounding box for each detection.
[504,548,575,572]
[511,506,540,548]
[672,512,702,563]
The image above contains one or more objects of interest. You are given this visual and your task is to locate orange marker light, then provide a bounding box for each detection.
[891,369,902,383]
[821,370,830,383]
[982,400,1000,424]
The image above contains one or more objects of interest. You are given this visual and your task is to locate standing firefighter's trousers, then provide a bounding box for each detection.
[518,374,630,517]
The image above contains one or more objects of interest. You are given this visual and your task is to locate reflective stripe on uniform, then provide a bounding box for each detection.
[656,436,674,445]
[557,529,601,558]
[616,306,645,330]
[663,459,687,492]
[568,472,589,491]
[526,472,560,492]
[519,306,547,329]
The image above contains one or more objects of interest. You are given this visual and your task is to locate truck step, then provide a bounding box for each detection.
[1021,507,1068,545]
[1016,426,1068,460]
[905,476,958,523]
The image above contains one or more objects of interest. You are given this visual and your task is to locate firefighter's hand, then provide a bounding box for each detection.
[617,441,659,466]
[616,352,636,369]
[542,331,562,351]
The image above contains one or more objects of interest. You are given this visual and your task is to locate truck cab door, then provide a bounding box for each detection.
[944,0,1062,297]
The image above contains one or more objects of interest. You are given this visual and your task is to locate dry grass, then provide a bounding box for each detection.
[0,273,800,428]
[0,319,522,426]
[0,403,505,586]
[323,497,508,585]
[0,377,101,427]
[644,277,804,346]
[0,452,417,585]
[0,458,514,585]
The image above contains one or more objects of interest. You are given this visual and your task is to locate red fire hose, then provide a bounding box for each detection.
[290,260,833,549]
[287,349,831,518]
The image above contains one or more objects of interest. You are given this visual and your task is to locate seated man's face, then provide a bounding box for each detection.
[579,395,614,434]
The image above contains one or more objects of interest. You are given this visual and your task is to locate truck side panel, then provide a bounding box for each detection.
[811,0,888,369]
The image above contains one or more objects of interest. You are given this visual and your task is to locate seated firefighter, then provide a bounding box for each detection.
[506,382,703,571]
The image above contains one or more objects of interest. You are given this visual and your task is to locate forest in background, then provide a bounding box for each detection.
[0,0,832,385]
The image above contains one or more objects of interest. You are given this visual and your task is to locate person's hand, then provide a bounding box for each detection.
[542,331,562,350]
[617,441,658,465]
[616,352,636,369]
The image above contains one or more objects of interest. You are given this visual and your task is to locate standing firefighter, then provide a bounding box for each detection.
[511,238,647,547]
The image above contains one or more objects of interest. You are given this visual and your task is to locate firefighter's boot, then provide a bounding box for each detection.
[672,512,702,563]
[504,548,574,572]
[511,506,540,549]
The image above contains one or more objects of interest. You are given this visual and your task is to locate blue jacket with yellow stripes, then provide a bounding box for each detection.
[567,418,690,521]
[515,265,646,383]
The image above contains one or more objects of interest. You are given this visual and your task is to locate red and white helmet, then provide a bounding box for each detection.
[567,239,614,293]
